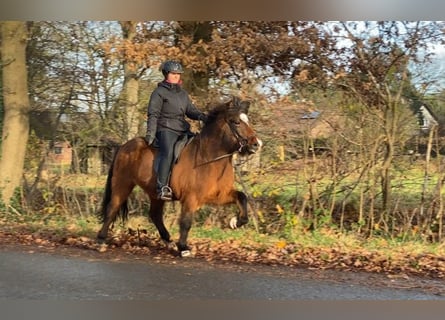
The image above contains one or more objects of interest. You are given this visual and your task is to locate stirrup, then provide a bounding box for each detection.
[158,186,173,201]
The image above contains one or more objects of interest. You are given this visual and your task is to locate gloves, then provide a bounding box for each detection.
[145,133,155,146]
[198,113,208,124]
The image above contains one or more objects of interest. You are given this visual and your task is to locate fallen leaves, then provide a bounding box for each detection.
[2,226,445,280]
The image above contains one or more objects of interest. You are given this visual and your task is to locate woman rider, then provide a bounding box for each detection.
[145,60,208,201]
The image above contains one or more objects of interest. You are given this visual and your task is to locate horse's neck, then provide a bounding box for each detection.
[191,127,235,164]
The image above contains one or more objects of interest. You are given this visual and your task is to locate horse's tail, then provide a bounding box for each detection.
[99,147,129,223]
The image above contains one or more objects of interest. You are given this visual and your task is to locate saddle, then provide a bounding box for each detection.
[173,133,194,164]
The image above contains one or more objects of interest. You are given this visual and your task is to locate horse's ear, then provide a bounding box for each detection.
[231,96,241,106]
[223,97,234,109]
[231,96,250,114]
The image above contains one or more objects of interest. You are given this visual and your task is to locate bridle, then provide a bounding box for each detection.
[228,120,251,153]
[195,115,256,167]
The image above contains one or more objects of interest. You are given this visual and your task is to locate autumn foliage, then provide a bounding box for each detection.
[2,21,445,280]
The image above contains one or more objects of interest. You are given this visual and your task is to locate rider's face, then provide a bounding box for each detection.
[167,72,181,84]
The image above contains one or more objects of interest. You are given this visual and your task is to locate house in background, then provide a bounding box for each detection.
[47,141,72,166]
[44,138,120,175]
[86,139,120,175]
[418,104,439,133]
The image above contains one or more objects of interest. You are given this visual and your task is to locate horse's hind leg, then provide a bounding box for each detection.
[97,186,134,241]
[148,198,173,247]
[97,201,120,241]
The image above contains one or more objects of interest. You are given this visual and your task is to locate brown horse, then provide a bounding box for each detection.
[97,96,262,257]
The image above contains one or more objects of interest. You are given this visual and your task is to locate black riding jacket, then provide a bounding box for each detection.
[146,81,206,140]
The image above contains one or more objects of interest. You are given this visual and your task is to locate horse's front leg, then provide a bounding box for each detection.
[229,190,249,229]
[177,201,197,257]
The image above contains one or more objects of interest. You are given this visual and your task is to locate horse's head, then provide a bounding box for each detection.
[211,96,262,156]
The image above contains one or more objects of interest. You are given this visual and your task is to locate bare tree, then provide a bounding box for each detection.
[312,22,444,232]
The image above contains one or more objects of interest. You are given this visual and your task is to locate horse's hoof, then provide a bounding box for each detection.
[180,250,193,258]
[229,217,238,229]
[163,240,177,251]
[97,243,108,253]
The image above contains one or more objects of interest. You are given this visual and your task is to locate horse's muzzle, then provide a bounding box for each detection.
[246,137,262,154]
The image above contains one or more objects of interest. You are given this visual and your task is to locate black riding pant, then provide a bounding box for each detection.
[156,129,181,192]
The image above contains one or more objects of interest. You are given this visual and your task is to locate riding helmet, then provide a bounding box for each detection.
[160,60,184,77]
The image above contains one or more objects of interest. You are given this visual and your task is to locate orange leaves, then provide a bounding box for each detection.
[100,38,166,68]
[275,239,287,249]
[296,69,309,82]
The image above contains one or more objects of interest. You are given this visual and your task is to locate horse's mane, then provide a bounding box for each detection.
[204,101,231,125]
[200,97,250,133]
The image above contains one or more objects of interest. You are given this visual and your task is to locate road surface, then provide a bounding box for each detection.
[1,244,444,300]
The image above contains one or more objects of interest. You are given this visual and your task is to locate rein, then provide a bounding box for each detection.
[195,150,237,167]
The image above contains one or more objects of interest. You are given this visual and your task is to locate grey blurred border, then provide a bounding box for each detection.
[1,0,444,319]
[0,0,444,20]
[1,301,445,320]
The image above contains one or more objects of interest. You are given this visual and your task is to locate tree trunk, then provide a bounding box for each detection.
[420,123,436,223]
[119,21,140,140]
[0,21,30,204]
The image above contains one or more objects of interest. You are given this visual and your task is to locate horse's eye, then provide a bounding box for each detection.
[231,119,241,126]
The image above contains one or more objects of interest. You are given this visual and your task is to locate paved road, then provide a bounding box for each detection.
[1,246,444,300]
